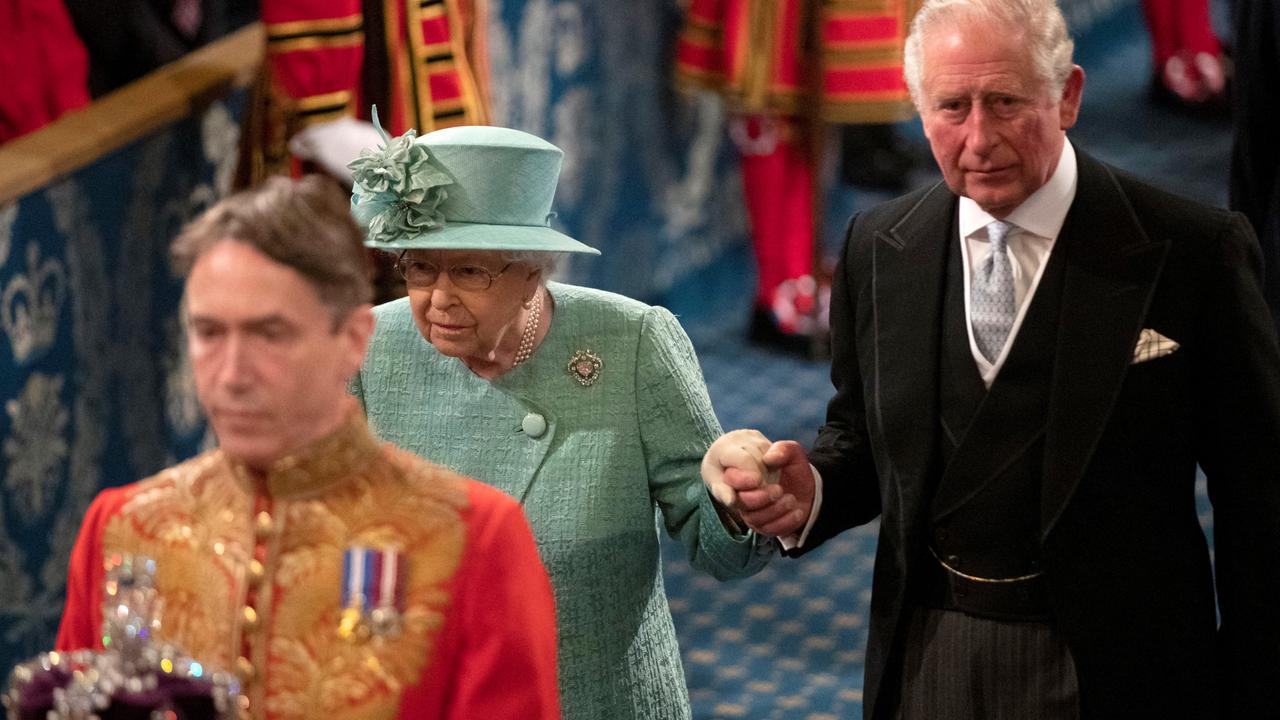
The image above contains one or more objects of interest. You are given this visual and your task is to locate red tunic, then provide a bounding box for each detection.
[56,415,559,720]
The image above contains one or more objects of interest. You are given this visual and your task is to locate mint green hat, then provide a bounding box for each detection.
[348,112,599,255]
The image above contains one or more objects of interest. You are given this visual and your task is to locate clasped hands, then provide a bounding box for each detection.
[700,429,816,538]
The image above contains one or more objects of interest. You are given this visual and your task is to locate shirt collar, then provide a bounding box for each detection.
[958,138,1078,240]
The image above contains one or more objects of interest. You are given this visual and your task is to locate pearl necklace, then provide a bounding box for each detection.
[512,290,543,368]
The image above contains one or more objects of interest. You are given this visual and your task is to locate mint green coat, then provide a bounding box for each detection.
[352,282,771,720]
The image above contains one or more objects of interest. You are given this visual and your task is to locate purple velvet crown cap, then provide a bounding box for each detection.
[3,647,240,720]
[3,555,240,720]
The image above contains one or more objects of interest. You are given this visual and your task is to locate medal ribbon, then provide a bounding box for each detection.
[342,545,401,611]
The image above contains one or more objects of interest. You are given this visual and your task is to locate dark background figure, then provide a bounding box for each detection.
[839,124,927,195]
[62,0,231,97]
[1230,0,1280,337]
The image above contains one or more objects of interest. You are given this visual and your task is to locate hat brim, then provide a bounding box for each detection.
[364,222,600,255]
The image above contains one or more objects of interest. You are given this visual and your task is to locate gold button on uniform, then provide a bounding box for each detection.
[254,511,273,538]
[235,656,255,682]
[241,606,259,631]
[247,559,265,583]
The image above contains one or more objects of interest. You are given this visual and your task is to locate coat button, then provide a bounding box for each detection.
[521,413,547,438]
[236,656,255,683]
[254,511,273,539]
[242,606,259,632]
[248,559,265,584]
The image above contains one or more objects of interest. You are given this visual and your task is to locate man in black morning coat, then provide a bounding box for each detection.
[702,0,1280,717]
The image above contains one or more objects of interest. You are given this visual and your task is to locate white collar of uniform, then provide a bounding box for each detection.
[957,138,1078,241]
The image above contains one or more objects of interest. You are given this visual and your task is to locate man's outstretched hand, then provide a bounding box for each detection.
[702,430,815,537]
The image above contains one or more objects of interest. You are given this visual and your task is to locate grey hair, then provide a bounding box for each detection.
[171,175,372,323]
[903,0,1075,108]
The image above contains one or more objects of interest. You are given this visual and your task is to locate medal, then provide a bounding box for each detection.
[339,545,404,641]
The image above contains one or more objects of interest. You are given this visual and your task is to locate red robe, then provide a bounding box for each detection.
[57,414,559,720]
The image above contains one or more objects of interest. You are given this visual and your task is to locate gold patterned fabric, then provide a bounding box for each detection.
[61,414,474,720]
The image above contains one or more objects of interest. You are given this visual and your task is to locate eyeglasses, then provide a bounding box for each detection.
[396,253,513,291]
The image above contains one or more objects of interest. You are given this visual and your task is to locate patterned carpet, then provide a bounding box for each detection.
[661,2,1230,717]
[666,338,878,719]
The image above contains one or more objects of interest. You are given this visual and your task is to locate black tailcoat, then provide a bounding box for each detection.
[801,149,1280,719]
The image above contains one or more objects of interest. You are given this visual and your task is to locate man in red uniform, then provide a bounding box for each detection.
[55,175,560,720]
[675,0,921,352]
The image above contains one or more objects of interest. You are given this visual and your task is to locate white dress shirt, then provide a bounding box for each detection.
[786,139,1080,548]
[959,140,1079,386]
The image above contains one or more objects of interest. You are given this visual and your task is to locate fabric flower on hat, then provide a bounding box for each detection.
[348,108,453,245]
[365,195,448,242]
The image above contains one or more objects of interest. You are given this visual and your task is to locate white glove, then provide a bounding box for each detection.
[700,429,780,506]
[288,118,385,186]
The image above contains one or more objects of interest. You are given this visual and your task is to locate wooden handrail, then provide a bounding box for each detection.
[0,23,264,205]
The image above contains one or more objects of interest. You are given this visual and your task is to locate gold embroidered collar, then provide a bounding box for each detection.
[227,411,381,499]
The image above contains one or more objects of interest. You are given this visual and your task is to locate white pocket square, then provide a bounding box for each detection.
[1132,328,1179,364]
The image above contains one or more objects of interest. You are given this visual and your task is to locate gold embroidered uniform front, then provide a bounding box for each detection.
[56,414,560,720]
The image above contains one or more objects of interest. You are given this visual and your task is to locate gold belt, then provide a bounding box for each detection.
[930,546,1044,584]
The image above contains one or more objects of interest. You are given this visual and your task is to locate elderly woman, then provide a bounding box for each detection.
[348,122,774,719]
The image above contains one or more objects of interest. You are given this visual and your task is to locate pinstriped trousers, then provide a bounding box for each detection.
[896,608,1081,720]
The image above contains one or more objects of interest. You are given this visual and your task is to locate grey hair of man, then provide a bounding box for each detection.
[903,0,1075,109]
[171,174,373,327]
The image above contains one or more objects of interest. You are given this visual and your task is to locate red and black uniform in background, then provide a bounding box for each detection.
[676,0,920,352]
[240,0,489,184]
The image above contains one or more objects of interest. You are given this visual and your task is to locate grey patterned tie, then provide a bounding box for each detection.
[971,219,1017,363]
